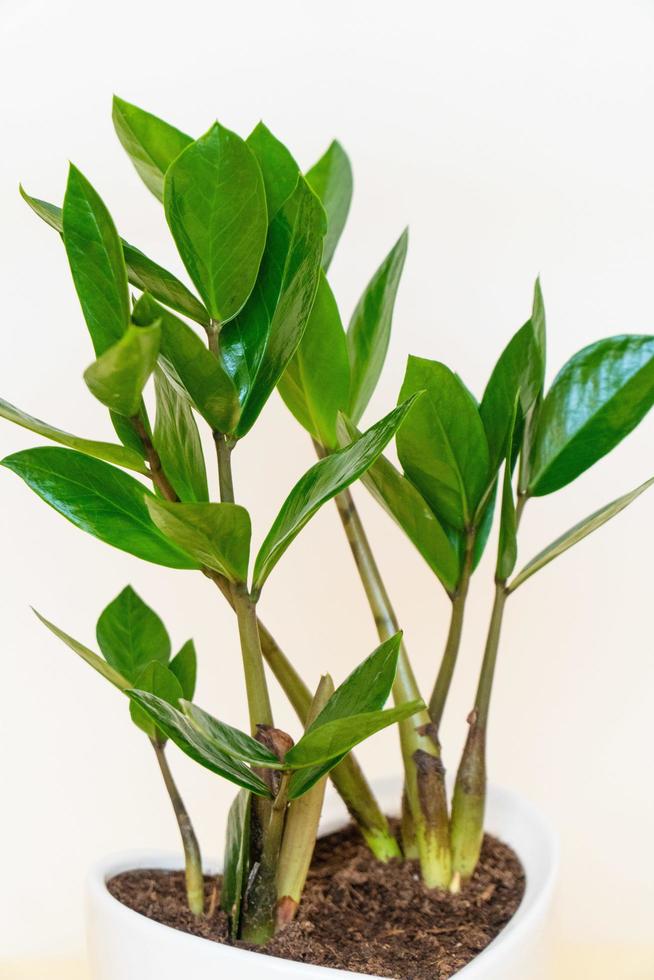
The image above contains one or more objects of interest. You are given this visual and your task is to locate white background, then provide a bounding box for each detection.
[1,0,653,963]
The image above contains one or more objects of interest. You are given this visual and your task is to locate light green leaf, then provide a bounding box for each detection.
[84,323,160,417]
[129,661,184,739]
[153,367,208,503]
[495,399,520,582]
[0,396,147,474]
[253,397,418,592]
[146,498,251,582]
[34,609,130,691]
[278,274,350,450]
[508,476,654,592]
[112,96,192,201]
[96,585,171,683]
[529,335,654,495]
[1,447,198,569]
[169,640,197,702]
[347,230,408,424]
[222,789,252,938]
[305,140,353,271]
[181,701,282,768]
[246,122,299,219]
[164,122,268,323]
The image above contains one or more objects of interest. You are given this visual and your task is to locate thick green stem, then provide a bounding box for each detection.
[232,584,274,734]
[151,740,204,916]
[241,773,290,944]
[331,483,451,887]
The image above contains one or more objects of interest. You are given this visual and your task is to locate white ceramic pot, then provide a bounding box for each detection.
[87,777,558,980]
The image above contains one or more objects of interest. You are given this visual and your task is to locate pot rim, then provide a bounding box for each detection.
[87,779,559,979]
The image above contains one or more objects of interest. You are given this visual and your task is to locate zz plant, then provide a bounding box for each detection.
[3,96,654,950]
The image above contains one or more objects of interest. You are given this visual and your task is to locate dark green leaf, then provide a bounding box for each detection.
[529,335,654,495]
[278,274,350,449]
[112,96,192,201]
[508,476,654,592]
[222,789,252,938]
[253,397,418,592]
[84,323,160,417]
[146,498,251,582]
[181,701,282,768]
[0,396,147,474]
[495,399,520,581]
[170,640,197,701]
[347,231,408,424]
[309,634,402,727]
[130,661,184,739]
[153,367,208,502]
[397,356,490,530]
[164,123,268,323]
[246,122,299,219]
[1,447,198,569]
[62,165,130,355]
[133,294,240,433]
[471,477,498,571]
[126,691,272,797]
[96,585,171,682]
[305,140,353,271]
[34,609,130,691]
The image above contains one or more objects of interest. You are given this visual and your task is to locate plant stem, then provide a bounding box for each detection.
[429,528,475,731]
[241,773,290,944]
[232,582,274,733]
[131,415,179,502]
[151,739,204,916]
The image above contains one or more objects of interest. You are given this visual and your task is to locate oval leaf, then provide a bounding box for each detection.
[246,122,299,220]
[153,367,208,503]
[84,323,160,417]
[146,498,251,582]
[112,96,192,201]
[305,140,353,271]
[96,585,171,682]
[170,639,198,702]
[130,661,184,739]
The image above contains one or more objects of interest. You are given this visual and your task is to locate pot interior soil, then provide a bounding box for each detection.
[107,822,525,979]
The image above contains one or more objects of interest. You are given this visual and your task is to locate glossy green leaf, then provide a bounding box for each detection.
[222,177,326,437]
[20,186,208,326]
[112,96,192,201]
[529,335,654,496]
[222,789,252,938]
[253,397,418,592]
[96,585,171,682]
[181,701,282,768]
[246,122,299,219]
[34,609,130,691]
[305,140,353,271]
[347,231,408,424]
[1,447,198,569]
[169,640,197,702]
[146,498,251,582]
[164,123,268,323]
[337,415,459,592]
[62,165,130,355]
[84,323,160,417]
[495,399,520,582]
[508,476,654,592]
[130,661,184,739]
[0,396,147,474]
[133,294,240,433]
[471,477,498,571]
[311,634,403,727]
[153,367,208,502]
[126,690,272,797]
[397,356,490,530]
[278,274,350,449]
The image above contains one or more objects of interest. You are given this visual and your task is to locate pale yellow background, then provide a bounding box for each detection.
[1,0,654,976]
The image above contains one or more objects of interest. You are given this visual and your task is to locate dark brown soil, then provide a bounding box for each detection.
[108,823,525,979]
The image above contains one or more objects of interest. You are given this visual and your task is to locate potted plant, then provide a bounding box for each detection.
[3,97,653,979]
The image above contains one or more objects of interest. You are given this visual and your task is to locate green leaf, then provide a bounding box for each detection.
[153,367,208,503]
[62,165,130,355]
[347,230,408,424]
[222,789,252,938]
[20,187,209,327]
[529,335,654,496]
[112,96,192,201]
[181,701,282,768]
[34,609,130,691]
[253,397,418,592]
[246,122,299,219]
[337,415,459,593]
[133,294,240,433]
[495,399,520,582]
[96,585,171,683]
[146,498,251,582]
[305,140,353,271]
[278,274,350,450]
[311,634,403,726]
[397,356,490,531]
[1,447,198,569]
[164,122,268,323]
[170,640,197,701]
[126,691,272,797]
[0,396,147,474]
[130,661,184,739]
[222,177,327,437]
[84,323,160,417]
[508,476,654,592]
